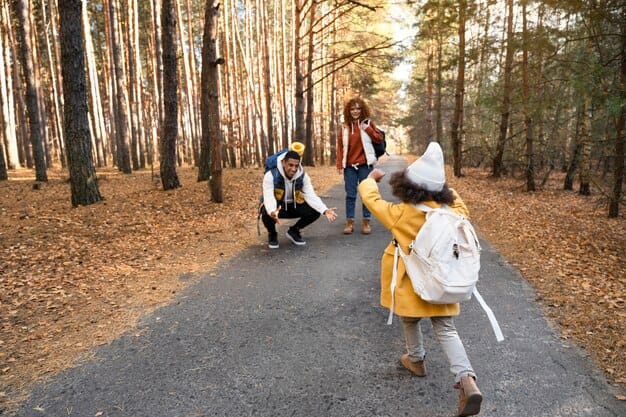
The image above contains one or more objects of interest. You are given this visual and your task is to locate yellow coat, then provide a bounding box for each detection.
[358,178,470,318]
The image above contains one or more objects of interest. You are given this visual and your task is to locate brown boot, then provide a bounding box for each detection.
[361,219,371,235]
[457,376,482,416]
[400,353,426,377]
[343,219,354,234]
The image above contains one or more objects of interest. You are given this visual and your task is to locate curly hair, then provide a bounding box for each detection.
[342,97,371,125]
[389,171,455,205]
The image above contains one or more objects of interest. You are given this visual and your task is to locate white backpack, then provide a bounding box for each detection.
[389,204,504,342]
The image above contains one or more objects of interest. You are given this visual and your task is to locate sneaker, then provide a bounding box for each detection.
[286,227,306,245]
[268,233,279,249]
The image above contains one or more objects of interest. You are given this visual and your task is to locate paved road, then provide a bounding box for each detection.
[10,157,625,417]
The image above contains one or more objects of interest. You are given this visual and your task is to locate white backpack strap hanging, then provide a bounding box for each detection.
[388,241,400,325]
[473,288,504,342]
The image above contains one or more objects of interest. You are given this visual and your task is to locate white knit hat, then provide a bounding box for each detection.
[406,142,445,192]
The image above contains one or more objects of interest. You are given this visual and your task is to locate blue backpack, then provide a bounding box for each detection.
[264,149,289,172]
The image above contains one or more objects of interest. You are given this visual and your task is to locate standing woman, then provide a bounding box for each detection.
[336,97,384,235]
[358,142,483,417]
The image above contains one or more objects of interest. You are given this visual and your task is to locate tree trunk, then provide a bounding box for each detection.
[493,0,514,178]
[42,0,65,168]
[200,1,223,202]
[609,7,625,217]
[108,0,132,173]
[303,0,316,166]
[14,0,47,181]
[328,13,337,165]
[280,0,290,150]
[127,0,141,170]
[522,0,535,191]
[0,3,20,170]
[174,0,198,165]
[58,0,102,206]
[0,139,7,180]
[294,0,305,149]
[30,6,51,167]
[425,42,434,143]
[198,1,213,180]
[435,37,443,143]
[160,0,180,190]
[450,0,466,177]
[564,108,583,191]
[261,0,274,156]
[578,98,591,196]
[82,2,107,167]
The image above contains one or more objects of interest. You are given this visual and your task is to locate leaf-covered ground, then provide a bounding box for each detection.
[0,161,624,411]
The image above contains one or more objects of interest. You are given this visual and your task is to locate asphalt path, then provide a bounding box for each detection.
[11,156,625,417]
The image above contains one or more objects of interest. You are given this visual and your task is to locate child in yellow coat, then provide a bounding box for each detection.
[358,142,482,417]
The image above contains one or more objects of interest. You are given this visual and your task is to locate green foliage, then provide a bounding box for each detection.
[396,0,623,179]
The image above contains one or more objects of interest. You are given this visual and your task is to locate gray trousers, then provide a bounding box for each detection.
[400,316,476,384]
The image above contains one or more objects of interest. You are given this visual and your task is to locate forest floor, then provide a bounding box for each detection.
[1,159,625,412]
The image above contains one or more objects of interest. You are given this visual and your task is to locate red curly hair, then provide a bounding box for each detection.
[342,97,372,126]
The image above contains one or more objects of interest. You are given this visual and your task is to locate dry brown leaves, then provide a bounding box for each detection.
[0,165,339,409]
[449,168,626,393]
[0,161,624,411]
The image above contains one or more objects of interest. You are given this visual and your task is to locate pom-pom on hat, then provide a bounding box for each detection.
[406,142,445,192]
[289,141,305,157]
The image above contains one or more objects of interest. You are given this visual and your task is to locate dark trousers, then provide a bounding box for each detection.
[261,202,320,235]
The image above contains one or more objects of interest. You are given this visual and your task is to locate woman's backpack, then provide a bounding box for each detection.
[372,128,387,159]
[388,204,504,342]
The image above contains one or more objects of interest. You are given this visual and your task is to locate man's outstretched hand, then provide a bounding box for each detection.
[271,205,282,224]
[324,208,338,222]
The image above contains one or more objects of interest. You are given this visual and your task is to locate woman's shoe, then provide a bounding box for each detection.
[343,219,354,234]
[457,376,482,416]
[400,353,426,377]
[361,219,371,234]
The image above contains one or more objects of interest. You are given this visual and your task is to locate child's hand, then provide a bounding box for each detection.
[368,169,385,182]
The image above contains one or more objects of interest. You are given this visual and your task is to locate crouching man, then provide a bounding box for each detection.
[261,150,337,248]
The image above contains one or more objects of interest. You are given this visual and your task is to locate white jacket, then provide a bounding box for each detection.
[339,125,377,168]
[262,152,329,214]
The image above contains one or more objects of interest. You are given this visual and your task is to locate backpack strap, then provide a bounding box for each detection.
[388,240,401,325]
[414,203,434,212]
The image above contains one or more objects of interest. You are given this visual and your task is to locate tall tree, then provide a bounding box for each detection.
[293,0,305,148]
[107,0,132,173]
[492,0,514,178]
[200,0,223,202]
[160,0,180,190]
[303,0,316,166]
[14,0,47,181]
[578,97,592,195]
[0,4,20,171]
[58,0,102,206]
[0,131,7,179]
[521,0,535,191]
[450,0,466,177]
[82,3,107,167]
[609,5,625,217]
[260,0,274,155]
